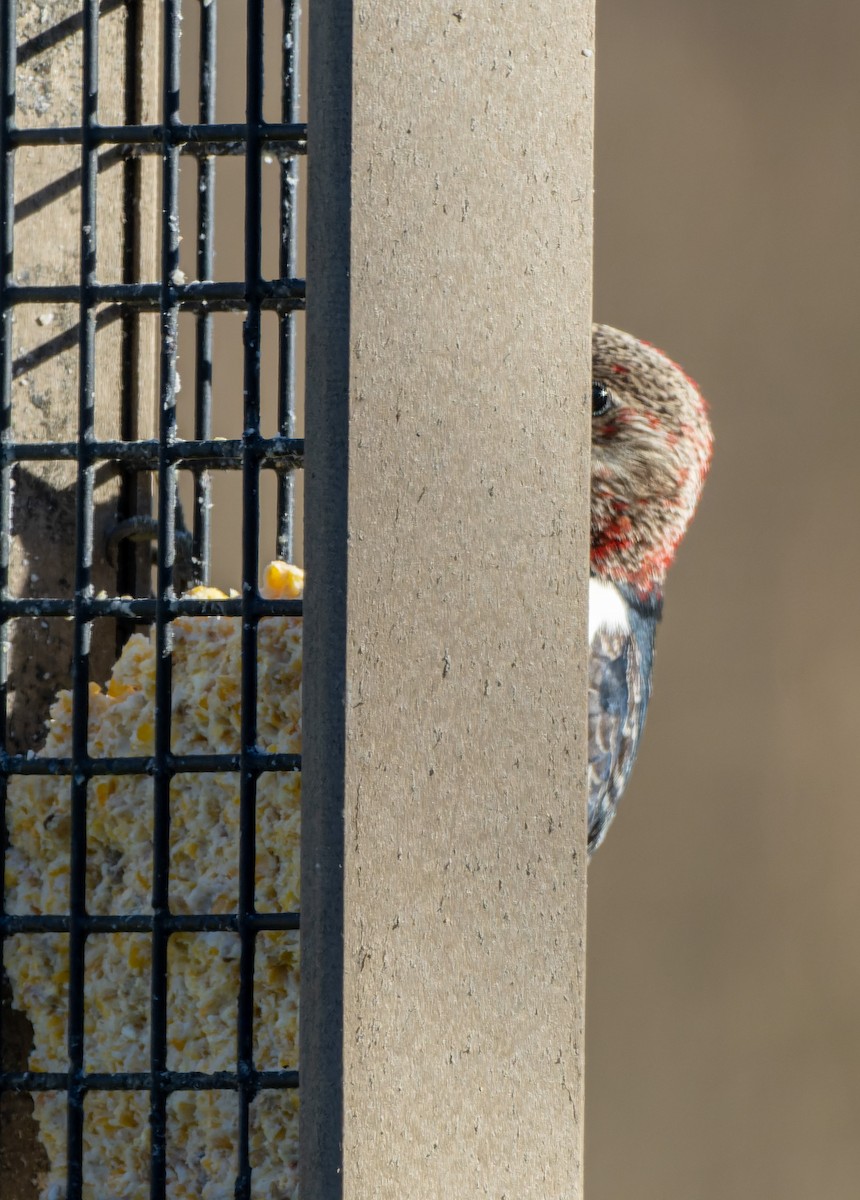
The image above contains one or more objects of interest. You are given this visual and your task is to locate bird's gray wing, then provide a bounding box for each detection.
[587,622,651,855]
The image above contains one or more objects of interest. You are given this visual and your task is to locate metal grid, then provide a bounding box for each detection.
[0,2,305,1196]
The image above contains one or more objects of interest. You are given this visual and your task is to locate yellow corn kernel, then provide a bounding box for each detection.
[186,584,228,601]
[127,941,148,971]
[263,560,305,600]
[135,721,154,746]
[107,678,134,700]
[95,780,114,806]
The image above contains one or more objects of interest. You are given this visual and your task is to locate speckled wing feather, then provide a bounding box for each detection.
[587,594,659,855]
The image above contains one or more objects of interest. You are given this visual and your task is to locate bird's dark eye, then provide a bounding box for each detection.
[592,381,613,418]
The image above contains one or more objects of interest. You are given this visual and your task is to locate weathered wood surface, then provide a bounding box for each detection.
[302,1,595,1195]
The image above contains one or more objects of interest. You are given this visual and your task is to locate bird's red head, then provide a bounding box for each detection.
[590,324,713,596]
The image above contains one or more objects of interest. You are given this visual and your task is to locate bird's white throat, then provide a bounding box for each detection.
[589,577,630,643]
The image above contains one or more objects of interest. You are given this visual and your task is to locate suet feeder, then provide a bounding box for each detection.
[1,2,593,1197]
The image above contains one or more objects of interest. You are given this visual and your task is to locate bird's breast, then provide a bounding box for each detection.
[588,576,630,644]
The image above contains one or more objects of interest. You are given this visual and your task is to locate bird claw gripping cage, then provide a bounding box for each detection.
[0,3,306,1197]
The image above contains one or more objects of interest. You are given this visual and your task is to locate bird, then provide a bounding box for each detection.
[588,324,713,855]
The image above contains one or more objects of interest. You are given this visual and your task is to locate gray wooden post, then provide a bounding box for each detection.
[302,2,595,1195]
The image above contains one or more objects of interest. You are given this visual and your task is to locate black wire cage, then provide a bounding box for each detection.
[0,2,306,1196]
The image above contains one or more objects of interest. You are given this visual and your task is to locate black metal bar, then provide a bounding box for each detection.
[0,0,16,1088]
[1,1068,299,1093]
[0,595,302,618]
[150,4,182,1195]
[4,277,305,309]
[236,4,265,1194]
[8,120,307,152]
[1,912,300,935]
[0,750,301,775]
[65,5,102,1195]
[277,0,301,562]
[192,0,217,583]
[300,0,353,1184]
[1,435,304,467]
[117,0,145,634]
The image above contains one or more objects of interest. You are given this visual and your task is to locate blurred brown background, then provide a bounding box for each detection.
[588,3,860,1197]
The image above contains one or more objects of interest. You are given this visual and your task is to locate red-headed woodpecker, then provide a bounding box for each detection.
[588,324,712,854]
